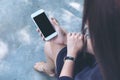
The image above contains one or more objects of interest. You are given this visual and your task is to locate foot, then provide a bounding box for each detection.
[34,62,55,77]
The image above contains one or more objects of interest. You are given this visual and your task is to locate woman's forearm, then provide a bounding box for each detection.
[59,33,83,79]
[59,55,75,78]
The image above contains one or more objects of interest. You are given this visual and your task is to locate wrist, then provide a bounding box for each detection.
[67,52,77,58]
[64,56,76,62]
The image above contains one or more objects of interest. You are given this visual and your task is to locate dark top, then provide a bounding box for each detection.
[56,47,103,80]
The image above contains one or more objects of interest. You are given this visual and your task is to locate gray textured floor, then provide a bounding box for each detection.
[0,0,83,80]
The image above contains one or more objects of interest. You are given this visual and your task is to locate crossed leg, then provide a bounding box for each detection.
[34,18,67,77]
[34,41,66,77]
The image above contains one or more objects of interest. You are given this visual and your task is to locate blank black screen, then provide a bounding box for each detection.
[33,12,55,37]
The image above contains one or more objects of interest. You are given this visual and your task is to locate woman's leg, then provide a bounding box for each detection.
[34,41,66,76]
[34,18,67,76]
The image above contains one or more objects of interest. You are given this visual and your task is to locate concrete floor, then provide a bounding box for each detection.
[0,0,83,80]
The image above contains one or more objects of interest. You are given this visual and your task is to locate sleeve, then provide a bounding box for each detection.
[57,76,73,80]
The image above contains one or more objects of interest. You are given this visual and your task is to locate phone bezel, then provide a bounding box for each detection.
[31,9,57,41]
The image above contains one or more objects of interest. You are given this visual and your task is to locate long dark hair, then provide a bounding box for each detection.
[82,0,120,80]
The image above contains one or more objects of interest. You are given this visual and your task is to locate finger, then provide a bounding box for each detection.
[36,28,45,41]
[79,34,84,40]
[72,32,77,37]
[39,33,43,37]
[42,37,45,41]
[78,33,83,36]
[49,17,59,31]
[75,33,80,38]
[74,32,77,35]
[40,34,45,40]
[36,28,40,32]
[51,17,59,25]
[67,32,72,37]
[36,29,43,37]
[51,17,59,24]
[50,17,59,26]
[70,32,75,36]
[37,29,42,37]
[38,32,45,41]
[41,34,45,41]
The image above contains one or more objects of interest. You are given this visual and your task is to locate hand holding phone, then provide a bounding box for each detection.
[37,18,67,45]
[31,9,58,41]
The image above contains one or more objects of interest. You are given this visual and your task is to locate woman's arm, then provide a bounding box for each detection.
[59,57,75,78]
[59,33,84,79]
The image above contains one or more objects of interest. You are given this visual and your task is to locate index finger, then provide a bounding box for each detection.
[36,28,40,33]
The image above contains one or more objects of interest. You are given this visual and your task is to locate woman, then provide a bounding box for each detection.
[81,0,120,80]
[34,0,120,80]
[34,17,101,80]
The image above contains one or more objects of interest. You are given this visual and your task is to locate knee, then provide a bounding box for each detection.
[44,42,52,55]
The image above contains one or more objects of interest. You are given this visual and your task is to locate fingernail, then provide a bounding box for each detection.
[51,17,54,20]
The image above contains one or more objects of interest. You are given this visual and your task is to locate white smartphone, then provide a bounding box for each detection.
[31,9,58,41]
